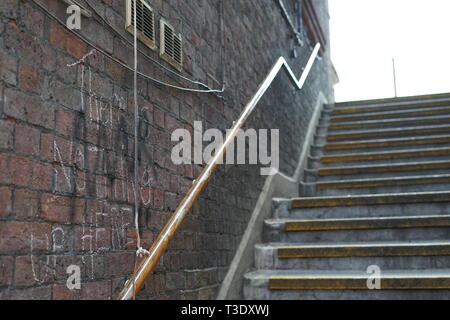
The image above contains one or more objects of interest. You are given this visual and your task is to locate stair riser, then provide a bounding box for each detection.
[312,142,450,157]
[310,155,450,169]
[274,201,450,220]
[335,94,450,108]
[326,107,450,123]
[331,100,450,116]
[308,170,450,182]
[323,127,450,142]
[255,248,450,270]
[263,226,450,243]
[310,183,450,197]
[322,116,450,132]
[243,286,450,300]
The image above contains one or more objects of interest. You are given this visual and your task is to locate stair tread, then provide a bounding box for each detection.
[323,115,450,131]
[292,190,450,201]
[317,134,450,152]
[259,240,450,249]
[246,269,450,279]
[335,92,450,108]
[265,214,450,232]
[317,146,450,163]
[332,100,450,115]
[329,105,450,123]
[323,124,450,138]
[313,159,450,172]
[305,173,450,184]
[291,191,450,208]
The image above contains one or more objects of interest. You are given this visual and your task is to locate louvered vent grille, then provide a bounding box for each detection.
[126,0,156,50]
[160,19,183,71]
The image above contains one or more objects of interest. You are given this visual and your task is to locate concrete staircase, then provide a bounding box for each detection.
[244,93,450,299]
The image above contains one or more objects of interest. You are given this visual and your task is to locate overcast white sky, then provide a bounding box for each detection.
[329,0,450,102]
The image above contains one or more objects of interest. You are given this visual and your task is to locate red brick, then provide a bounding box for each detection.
[41,135,72,163]
[13,188,39,219]
[0,187,12,218]
[126,229,153,250]
[10,155,32,187]
[0,256,14,286]
[4,23,57,72]
[19,62,41,94]
[14,124,40,156]
[31,160,53,191]
[0,221,51,253]
[41,194,79,223]
[56,109,76,136]
[140,185,153,206]
[153,189,165,209]
[53,280,111,300]
[165,114,183,132]
[75,226,112,252]
[154,108,165,128]
[14,255,38,286]
[49,23,87,59]
[105,252,134,276]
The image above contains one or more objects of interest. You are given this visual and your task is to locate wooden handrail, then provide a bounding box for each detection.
[117,43,321,300]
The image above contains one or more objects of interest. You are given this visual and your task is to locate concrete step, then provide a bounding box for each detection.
[275,241,450,259]
[301,174,450,196]
[244,269,450,300]
[327,106,450,124]
[335,92,450,108]
[312,160,450,177]
[313,135,450,156]
[263,215,450,243]
[331,99,450,116]
[323,115,450,131]
[323,124,450,142]
[318,147,450,165]
[291,191,450,209]
[274,200,450,220]
[254,242,450,270]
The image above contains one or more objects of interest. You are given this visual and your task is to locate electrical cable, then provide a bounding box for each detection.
[83,0,224,93]
[31,0,225,94]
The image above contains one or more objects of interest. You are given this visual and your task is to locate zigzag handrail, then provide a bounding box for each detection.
[117,43,321,300]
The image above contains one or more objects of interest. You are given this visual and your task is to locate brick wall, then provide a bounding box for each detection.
[0,0,333,300]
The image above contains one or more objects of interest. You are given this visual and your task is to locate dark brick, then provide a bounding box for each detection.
[0,187,12,218]
[0,51,18,86]
[0,256,14,287]
[0,286,51,300]
[13,188,39,219]
[19,62,42,94]
[53,280,111,300]
[0,0,18,19]
[0,120,14,150]
[14,124,40,156]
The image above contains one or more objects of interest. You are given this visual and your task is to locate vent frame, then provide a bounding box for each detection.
[160,18,183,72]
[125,0,156,50]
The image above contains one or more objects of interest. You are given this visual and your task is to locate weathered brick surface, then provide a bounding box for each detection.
[0,0,333,300]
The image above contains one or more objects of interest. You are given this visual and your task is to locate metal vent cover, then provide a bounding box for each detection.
[126,0,156,50]
[160,18,183,71]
